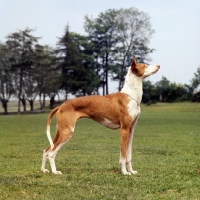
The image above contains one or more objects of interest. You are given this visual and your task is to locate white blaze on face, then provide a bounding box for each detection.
[143,65,160,78]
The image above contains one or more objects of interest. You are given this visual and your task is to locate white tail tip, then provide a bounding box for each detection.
[47,125,54,149]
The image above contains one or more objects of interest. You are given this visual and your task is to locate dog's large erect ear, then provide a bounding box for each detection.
[131,56,137,73]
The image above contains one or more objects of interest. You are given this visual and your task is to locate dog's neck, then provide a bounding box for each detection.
[120,67,143,105]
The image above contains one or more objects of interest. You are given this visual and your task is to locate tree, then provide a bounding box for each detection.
[113,7,154,90]
[155,77,193,103]
[166,83,187,102]
[142,80,158,104]
[84,7,154,92]
[182,84,193,101]
[44,70,61,109]
[0,43,14,114]
[68,33,100,96]
[5,28,40,113]
[191,67,200,90]
[191,67,200,102]
[34,44,60,110]
[56,26,81,98]
[155,76,170,102]
[85,9,120,95]
[57,26,100,98]
[23,64,38,111]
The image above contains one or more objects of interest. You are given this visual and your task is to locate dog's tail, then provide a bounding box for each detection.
[46,106,60,149]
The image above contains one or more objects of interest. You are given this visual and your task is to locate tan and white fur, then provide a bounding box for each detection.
[41,56,160,175]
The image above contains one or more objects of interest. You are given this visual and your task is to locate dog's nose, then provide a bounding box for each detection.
[156,65,160,69]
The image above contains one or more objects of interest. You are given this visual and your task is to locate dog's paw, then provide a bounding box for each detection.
[130,170,138,174]
[122,171,132,175]
[41,168,50,173]
[53,171,63,175]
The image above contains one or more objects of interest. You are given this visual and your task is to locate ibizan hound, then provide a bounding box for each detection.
[41,56,160,175]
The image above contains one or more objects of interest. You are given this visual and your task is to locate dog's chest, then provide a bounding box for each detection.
[127,100,141,119]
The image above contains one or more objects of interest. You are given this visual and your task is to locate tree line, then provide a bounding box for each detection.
[0,7,200,114]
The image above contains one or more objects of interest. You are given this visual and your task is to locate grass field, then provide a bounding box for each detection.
[0,103,200,199]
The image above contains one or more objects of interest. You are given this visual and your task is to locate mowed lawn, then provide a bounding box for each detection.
[0,103,200,199]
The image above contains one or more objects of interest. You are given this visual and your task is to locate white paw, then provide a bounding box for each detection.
[130,170,138,174]
[52,171,63,175]
[122,171,132,175]
[41,168,50,173]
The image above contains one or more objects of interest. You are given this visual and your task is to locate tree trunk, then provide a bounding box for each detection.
[102,81,105,96]
[28,100,34,111]
[42,93,46,108]
[20,95,26,111]
[17,98,21,114]
[49,96,55,109]
[18,66,24,114]
[1,99,8,115]
[118,76,124,91]
[105,69,109,95]
[105,52,109,95]
[39,93,43,110]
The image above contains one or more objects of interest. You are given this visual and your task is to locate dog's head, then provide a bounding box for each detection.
[130,56,160,79]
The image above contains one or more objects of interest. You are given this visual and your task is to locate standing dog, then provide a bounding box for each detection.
[41,57,160,175]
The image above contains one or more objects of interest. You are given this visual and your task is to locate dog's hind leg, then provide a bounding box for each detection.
[41,150,50,173]
[41,124,74,174]
[41,125,60,173]
[48,142,66,175]
[48,122,75,174]
[41,109,84,175]
[41,127,59,173]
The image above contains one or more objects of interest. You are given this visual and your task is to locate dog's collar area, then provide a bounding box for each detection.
[125,94,140,107]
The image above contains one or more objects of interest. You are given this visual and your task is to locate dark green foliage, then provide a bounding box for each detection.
[0,43,14,114]
[192,92,200,102]
[56,26,100,97]
[142,80,158,104]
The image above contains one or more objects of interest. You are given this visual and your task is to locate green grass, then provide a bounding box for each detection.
[0,103,200,199]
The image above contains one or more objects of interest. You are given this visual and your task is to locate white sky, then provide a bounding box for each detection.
[1,0,200,92]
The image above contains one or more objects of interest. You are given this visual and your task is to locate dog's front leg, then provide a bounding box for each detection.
[126,118,138,174]
[119,127,131,175]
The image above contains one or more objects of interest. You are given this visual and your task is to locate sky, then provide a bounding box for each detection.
[0,0,200,92]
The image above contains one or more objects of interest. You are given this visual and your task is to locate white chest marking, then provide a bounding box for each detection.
[127,100,141,119]
[101,118,120,129]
